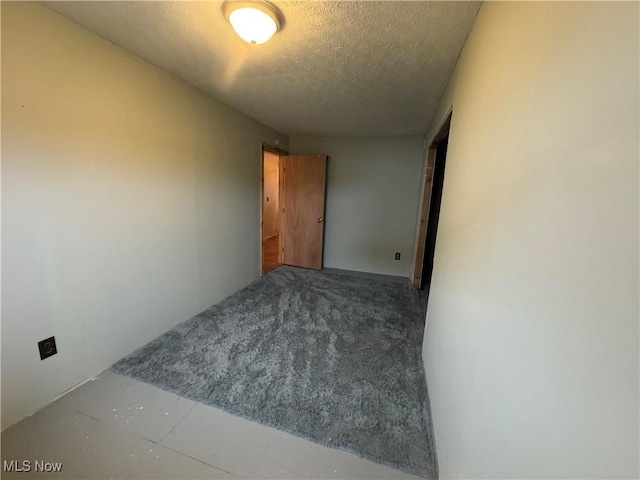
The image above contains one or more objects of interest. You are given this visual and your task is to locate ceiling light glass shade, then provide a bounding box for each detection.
[228,6,278,44]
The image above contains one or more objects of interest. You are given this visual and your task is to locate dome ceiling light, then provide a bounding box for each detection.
[223,1,283,45]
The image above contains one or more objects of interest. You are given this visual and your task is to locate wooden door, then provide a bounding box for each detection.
[282,155,327,270]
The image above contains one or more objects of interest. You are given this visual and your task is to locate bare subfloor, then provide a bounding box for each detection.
[2,370,421,479]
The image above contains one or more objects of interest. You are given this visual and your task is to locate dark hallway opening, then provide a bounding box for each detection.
[420,134,449,294]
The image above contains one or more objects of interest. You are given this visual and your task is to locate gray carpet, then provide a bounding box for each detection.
[112,266,438,478]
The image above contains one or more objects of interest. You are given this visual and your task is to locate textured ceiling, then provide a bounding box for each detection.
[43,1,481,136]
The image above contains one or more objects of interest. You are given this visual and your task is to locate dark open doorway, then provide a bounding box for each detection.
[412,113,451,309]
[420,135,448,291]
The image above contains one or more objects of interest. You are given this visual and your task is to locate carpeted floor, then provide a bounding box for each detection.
[112,266,437,478]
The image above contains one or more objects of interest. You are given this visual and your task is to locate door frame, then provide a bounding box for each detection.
[412,112,452,288]
[261,143,288,275]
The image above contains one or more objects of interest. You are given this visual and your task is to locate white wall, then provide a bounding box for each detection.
[290,137,424,277]
[1,2,288,429]
[422,2,639,478]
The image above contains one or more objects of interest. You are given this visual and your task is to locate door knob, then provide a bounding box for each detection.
[317,217,323,223]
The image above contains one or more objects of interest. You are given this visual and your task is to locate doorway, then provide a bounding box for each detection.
[261,146,328,275]
[261,145,286,275]
[420,135,448,290]
[412,113,452,304]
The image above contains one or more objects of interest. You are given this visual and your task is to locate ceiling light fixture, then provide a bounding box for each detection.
[223,1,283,45]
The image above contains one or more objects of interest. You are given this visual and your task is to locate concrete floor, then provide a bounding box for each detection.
[2,370,421,479]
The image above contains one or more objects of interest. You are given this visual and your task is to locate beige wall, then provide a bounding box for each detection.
[421,2,639,478]
[1,2,288,429]
[290,137,424,277]
[262,152,279,239]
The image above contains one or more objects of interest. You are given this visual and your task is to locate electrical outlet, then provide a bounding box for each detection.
[38,336,57,360]
[395,252,401,260]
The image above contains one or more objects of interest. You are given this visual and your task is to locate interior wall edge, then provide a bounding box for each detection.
[421,2,639,478]
[1,1,289,429]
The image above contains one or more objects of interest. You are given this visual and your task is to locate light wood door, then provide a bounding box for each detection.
[282,155,327,270]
